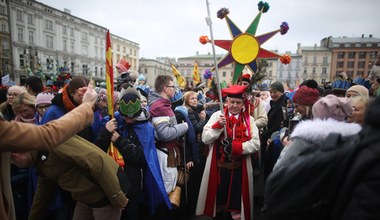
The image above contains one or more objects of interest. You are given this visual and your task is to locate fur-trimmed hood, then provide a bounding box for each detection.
[291,118,362,144]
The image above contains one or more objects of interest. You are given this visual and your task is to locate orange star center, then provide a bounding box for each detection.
[231,33,260,64]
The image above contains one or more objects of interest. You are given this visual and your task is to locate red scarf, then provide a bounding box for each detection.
[225,109,250,142]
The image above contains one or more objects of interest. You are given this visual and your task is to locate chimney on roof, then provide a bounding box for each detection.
[369,34,373,37]
[64,8,71,14]
[362,34,364,38]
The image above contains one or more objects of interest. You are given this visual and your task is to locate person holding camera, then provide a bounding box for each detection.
[196,85,260,220]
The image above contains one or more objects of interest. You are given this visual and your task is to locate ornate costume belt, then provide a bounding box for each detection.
[217,160,241,170]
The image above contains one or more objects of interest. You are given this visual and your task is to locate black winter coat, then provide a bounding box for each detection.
[331,96,380,220]
[261,94,288,144]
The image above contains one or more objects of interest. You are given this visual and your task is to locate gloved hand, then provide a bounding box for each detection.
[221,137,232,155]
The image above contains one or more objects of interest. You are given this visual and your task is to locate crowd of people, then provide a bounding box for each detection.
[0,55,380,220]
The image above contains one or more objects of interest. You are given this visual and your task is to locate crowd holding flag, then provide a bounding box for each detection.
[171,64,186,89]
[105,29,124,167]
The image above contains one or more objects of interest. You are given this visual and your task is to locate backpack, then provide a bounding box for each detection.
[264,132,360,220]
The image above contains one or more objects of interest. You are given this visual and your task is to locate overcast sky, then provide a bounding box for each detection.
[40,0,379,59]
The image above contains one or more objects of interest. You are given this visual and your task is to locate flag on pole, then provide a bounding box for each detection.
[171,64,186,89]
[106,29,124,167]
[192,62,201,85]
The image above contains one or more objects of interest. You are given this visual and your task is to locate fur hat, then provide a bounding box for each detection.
[269,81,284,93]
[35,92,55,107]
[292,81,320,106]
[312,94,352,121]
[346,85,369,98]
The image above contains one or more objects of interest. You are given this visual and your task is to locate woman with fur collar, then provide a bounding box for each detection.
[274,95,361,171]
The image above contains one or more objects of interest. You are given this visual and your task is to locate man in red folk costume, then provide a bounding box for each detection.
[196,85,260,220]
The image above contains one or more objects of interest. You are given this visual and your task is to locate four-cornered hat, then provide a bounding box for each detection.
[222,85,247,99]
[241,73,251,83]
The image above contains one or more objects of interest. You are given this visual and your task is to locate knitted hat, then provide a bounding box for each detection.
[35,92,55,107]
[312,94,352,121]
[137,74,146,82]
[292,82,320,106]
[269,81,284,93]
[345,85,369,99]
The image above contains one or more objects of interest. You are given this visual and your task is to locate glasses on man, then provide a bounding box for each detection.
[166,85,176,88]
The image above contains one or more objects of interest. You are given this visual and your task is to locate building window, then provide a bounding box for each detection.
[28,31,34,44]
[337,52,345,59]
[70,27,74,37]
[16,10,23,21]
[313,57,317,65]
[17,27,24,42]
[1,23,6,32]
[63,39,67,51]
[358,52,366,59]
[222,72,226,77]
[323,57,328,65]
[95,37,98,44]
[279,71,283,78]
[82,32,88,41]
[46,35,53,48]
[348,52,355,59]
[370,51,377,59]
[321,78,326,84]
[45,20,53,30]
[123,46,126,53]
[322,67,327,75]
[70,41,75,52]
[0,5,5,15]
[71,62,74,73]
[83,64,88,75]
[82,45,88,55]
[62,26,67,35]
[358,61,365,68]
[19,54,25,67]
[27,14,33,24]
[95,46,98,58]
[347,61,355,68]
[303,67,307,74]
[312,67,316,74]
[2,41,9,50]
[116,45,120,52]
[304,57,308,65]
[268,70,272,77]
[337,61,344,68]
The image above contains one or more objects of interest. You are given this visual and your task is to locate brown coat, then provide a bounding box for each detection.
[0,102,94,220]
